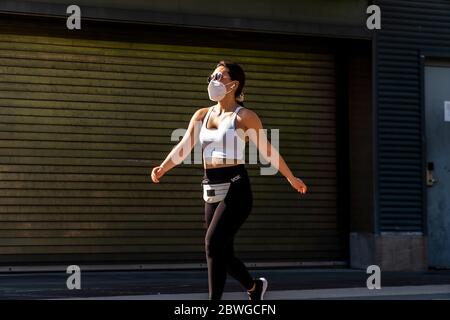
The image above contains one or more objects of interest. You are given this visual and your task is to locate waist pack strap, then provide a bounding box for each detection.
[201,174,241,186]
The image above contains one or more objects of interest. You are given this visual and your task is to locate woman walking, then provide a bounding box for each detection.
[151,61,307,300]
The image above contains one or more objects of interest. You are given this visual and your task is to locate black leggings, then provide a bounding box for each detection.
[203,164,254,300]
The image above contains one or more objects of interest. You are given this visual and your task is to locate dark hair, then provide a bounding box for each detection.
[216,60,245,106]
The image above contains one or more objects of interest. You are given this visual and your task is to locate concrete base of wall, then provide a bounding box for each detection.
[350,232,428,271]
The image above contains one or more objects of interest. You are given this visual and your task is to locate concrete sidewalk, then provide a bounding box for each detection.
[1,267,450,300]
[66,284,450,300]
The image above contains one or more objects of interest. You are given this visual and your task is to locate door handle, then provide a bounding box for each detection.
[427,162,438,186]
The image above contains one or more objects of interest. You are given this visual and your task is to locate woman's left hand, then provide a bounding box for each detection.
[287,177,307,194]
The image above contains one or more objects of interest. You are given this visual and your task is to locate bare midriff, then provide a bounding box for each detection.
[203,157,244,169]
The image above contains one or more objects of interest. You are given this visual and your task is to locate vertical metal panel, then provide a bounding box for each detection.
[374,0,450,232]
[346,44,374,233]
[0,30,343,265]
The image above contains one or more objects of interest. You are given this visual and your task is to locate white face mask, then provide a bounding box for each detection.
[207,80,235,102]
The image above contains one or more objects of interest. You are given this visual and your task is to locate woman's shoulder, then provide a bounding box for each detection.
[235,106,258,130]
[236,106,257,119]
[235,106,262,129]
[192,106,213,122]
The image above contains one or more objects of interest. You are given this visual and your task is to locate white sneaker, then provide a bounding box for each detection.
[247,277,268,300]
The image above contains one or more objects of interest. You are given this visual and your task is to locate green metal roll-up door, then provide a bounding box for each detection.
[0,32,342,266]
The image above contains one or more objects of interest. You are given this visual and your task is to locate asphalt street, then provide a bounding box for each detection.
[1,267,450,300]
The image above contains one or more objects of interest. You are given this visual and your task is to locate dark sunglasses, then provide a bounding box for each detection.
[207,71,229,84]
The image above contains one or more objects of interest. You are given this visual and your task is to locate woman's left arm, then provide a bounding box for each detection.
[242,109,307,194]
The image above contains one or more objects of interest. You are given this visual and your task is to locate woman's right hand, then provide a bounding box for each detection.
[151,166,166,183]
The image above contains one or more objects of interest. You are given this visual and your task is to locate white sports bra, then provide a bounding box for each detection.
[199,105,246,164]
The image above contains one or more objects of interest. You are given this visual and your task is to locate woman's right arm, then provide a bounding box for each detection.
[151,108,206,183]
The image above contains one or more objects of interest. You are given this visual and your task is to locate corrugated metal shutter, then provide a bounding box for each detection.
[374,0,450,232]
[0,32,342,265]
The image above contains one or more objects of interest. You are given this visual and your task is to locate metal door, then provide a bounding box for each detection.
[0,32,343,266]
[425,62,450,268]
